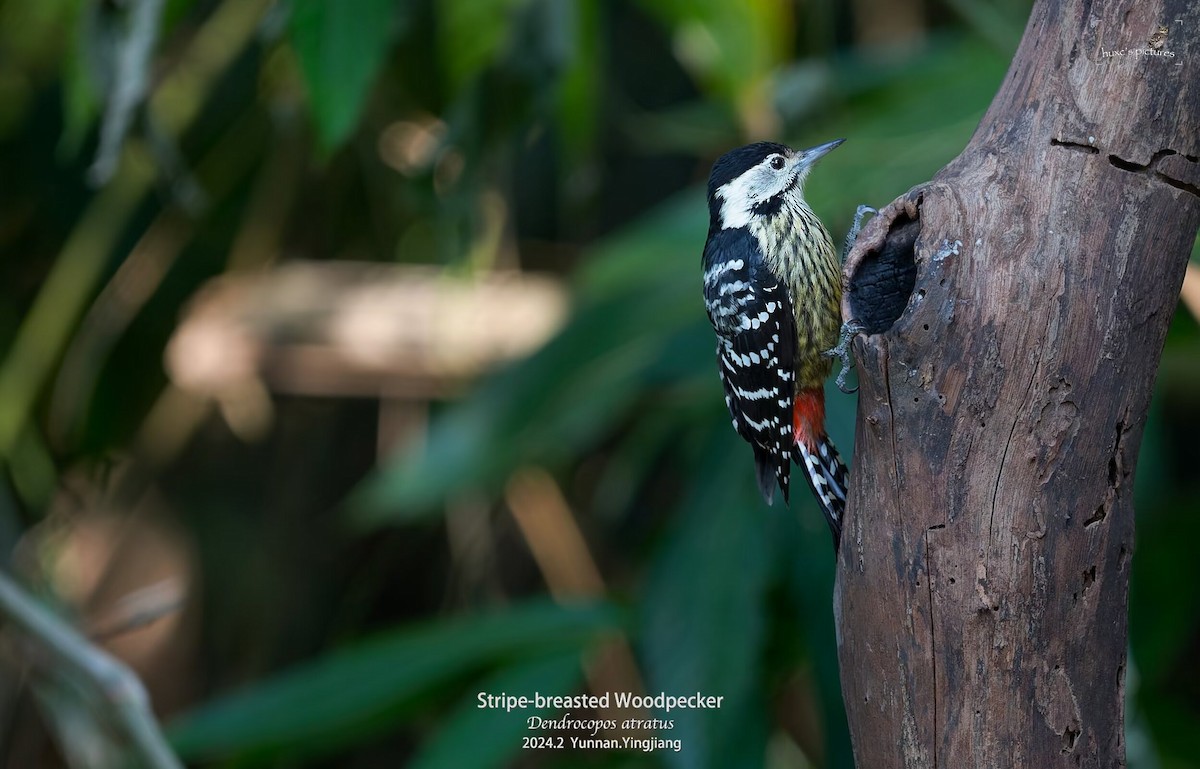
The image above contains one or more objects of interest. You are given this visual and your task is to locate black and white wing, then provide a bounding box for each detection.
[701,227,796,504]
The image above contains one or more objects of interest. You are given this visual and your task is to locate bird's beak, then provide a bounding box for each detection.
[794,138,845,172]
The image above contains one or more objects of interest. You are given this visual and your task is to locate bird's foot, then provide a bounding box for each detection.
[824,319,866,394]
[842,204,877,262]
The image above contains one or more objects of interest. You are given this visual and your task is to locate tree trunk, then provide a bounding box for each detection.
[834,0,1199,766]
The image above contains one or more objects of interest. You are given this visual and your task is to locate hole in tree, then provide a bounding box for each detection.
[1108,421,1124,487]
[846,212,919,334]
[1084,504,1107,527]
[1062,725,1080,753]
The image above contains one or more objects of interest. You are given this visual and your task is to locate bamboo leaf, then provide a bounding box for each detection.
[289,0,398,150]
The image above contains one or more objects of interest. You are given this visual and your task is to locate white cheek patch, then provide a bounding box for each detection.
[717,164,792,229]
[716,176,755,230]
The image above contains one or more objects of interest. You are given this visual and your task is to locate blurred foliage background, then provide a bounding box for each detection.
[0,0,1197,767]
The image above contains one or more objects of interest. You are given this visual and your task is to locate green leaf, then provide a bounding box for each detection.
[168,599,618,763]
[289,0,397,150]
[633,0,790,102]
[437,0,525,95]
[60,35,101,158]
[554,0,600,157]
[408,651,584,769]
[574,191,706,300]
[639,428,773,768]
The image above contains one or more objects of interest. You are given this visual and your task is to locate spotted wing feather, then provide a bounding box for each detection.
[702,227,796,504]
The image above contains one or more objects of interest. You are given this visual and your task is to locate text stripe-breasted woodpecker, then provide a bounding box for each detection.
[701,140,849,549]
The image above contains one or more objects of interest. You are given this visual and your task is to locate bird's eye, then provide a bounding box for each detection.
[769,156,786,171]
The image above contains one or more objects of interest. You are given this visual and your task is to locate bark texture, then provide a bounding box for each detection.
[834,0,1199,766]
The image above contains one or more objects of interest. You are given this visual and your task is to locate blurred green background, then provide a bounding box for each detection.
[0,0,1197,767]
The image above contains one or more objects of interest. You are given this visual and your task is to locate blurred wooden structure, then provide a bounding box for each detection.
[166,262,568,401]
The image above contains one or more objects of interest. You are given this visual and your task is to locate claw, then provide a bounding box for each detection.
[824,320,866,393]
[842,204,878,262]
[828,205,876,392]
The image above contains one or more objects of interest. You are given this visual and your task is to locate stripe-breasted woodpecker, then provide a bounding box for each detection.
[701,139,851,549]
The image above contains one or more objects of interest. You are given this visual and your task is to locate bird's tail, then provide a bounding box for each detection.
[794,436,847,548]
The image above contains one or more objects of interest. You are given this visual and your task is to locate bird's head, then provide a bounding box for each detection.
[706,139,844,230]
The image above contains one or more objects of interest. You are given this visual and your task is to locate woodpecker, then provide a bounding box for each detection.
[701,140,851,548]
